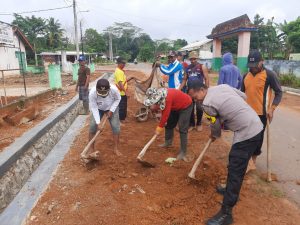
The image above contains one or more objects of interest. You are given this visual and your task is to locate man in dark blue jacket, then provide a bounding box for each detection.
[218,52,242,89]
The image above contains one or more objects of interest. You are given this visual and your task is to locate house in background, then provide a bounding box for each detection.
[39,51,97,73]
[0,21,33,76]
[179,39,213,59]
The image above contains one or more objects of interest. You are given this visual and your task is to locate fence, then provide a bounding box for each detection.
[0,69,27,107]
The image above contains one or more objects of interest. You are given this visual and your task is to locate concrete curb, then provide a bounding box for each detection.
[0,72,112,212]
[0,116,87,225]
[0,95,78,178]
[282,86,300,95]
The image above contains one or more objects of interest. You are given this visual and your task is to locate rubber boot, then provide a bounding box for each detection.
[206,205,233,225]
[177,132,188,160]
[159,128,173,148]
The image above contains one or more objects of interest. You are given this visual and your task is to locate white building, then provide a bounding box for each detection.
[0,21,33,76]
[179,39,213,59]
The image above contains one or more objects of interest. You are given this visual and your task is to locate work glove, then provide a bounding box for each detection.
[155,126,164,135]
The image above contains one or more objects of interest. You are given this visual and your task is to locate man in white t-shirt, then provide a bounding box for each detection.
[89,78,122,156]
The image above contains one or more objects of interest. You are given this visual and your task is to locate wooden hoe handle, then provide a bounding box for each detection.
[137,134,157,160]
[188,138,212,179]
[81,115,108,159]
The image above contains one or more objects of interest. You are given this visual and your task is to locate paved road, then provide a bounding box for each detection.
[256,106,300,205]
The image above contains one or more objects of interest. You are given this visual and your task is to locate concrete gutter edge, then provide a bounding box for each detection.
[0,116,87,225]
[0,94,79,178]
[282,86,300,94]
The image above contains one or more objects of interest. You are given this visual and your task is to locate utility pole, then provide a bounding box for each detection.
[34,43,38,66]
[73,0,79,61]
[80,20,84,55]
[109,32,113,61]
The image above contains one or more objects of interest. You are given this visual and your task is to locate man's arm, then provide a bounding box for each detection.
[240,74,247,92]
[237,72,242,90]
[160,61,180,76]
[179,73,188,90]
[217,68,225,86]
[84,68,90,89]
[268,70,283,107]
[89,89,101,124]
[110,87,122,113]
[267,70,283,122]
[203,65,210,87]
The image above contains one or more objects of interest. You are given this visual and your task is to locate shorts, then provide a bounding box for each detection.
[89,108,120,135]
[79,86,89,101]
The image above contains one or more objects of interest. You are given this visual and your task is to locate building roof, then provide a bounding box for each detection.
[179,39,212,52]
[12,26,34,51]
[0,20,33,51]
[207,14,257,39]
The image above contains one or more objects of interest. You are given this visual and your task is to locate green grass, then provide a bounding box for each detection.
[279,74,300,89]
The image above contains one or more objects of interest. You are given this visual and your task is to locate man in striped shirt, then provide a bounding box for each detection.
[156,51,183,89]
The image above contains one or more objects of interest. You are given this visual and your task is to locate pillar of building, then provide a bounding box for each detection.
[237,32,251,73]
[212,39,222,71]
[61,50,68,73]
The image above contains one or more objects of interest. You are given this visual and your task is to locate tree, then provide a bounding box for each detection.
[84,28,106,53]
[278,17,300,57]
[222,37,238,54]
[12,14,46,43]
[45,17,64,50]
[138,43,154,62]
[173,39,188,50]
[250,14,281,59]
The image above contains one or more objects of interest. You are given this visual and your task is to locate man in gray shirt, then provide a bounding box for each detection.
[188,81,263,225]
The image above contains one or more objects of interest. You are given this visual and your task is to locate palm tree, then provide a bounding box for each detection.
[46,17,64,50]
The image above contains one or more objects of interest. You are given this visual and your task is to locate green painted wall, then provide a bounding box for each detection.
[237,57,248,74]
[212,57,222,72]
[72,64,79,81]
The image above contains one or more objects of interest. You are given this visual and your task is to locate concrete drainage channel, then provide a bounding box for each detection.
[0,72,113,225]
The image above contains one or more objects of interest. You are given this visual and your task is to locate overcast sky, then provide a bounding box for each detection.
[0,0,299,43]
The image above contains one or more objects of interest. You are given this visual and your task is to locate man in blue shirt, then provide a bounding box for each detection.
[156,51,183,89]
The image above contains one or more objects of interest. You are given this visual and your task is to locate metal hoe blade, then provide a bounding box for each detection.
[137,158,155,168]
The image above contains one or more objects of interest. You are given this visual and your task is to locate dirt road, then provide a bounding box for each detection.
[24,66,300,225]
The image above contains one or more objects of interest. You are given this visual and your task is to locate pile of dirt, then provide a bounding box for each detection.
[0,71,104,152]
[25,70,300,225]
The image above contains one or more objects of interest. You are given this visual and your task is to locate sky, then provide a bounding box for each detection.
[0,0,299,43]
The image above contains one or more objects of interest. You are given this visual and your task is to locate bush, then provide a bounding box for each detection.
[279,74,300,89]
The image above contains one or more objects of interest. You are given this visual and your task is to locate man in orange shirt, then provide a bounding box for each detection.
[241,50,282,169]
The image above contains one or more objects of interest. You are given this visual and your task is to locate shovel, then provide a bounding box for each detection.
[137,134,157,168]
[188,138,212,180]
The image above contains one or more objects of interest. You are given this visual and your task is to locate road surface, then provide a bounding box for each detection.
[256,106,300,205]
